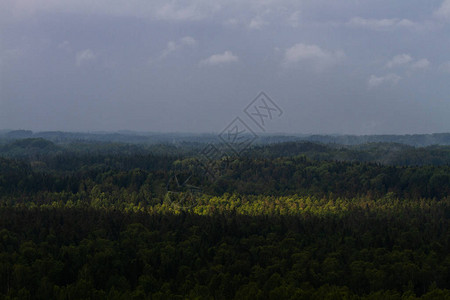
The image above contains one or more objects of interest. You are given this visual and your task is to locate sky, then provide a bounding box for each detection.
[1,0,450,134]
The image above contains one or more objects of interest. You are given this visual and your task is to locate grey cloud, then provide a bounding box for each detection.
[199,51,238,66]
[368,74,401,88]
[159,36,197,60]
[385,54,431,71]
[75,49,95,66]
[248,16,267,30]
[386,54,413,68]
[347,17,416,30]
[283,43,345,70]
[410,59,430,70]
[1,0,450,134]
[439,61,450,72]
[435,0,450,20]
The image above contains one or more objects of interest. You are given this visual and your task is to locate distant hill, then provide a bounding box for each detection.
[1,130,450,147]
[4,130,33,139]
[250,141,450,166]
[0,138,60,157]
[297,133,450,147]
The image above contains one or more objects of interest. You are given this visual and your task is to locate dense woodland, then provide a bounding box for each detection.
[1,136,450,299]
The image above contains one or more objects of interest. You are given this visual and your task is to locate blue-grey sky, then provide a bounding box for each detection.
[1,0,450,134]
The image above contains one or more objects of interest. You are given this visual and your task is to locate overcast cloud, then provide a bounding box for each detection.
[1,0,450,134]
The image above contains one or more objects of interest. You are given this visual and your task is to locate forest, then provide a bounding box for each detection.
[1,136,450,299]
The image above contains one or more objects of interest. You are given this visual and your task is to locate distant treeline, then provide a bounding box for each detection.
[1,130,450,146]
[1,143,449,201]
[2,138,450,167]
[249,142,450,166]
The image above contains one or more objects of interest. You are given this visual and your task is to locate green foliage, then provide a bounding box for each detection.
[1,139,450,298]
[0,204,449,298]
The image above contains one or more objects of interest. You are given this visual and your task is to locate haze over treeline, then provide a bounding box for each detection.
[2,130,450,147]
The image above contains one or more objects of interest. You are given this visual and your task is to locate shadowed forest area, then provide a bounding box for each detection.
[0,135,450,299]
